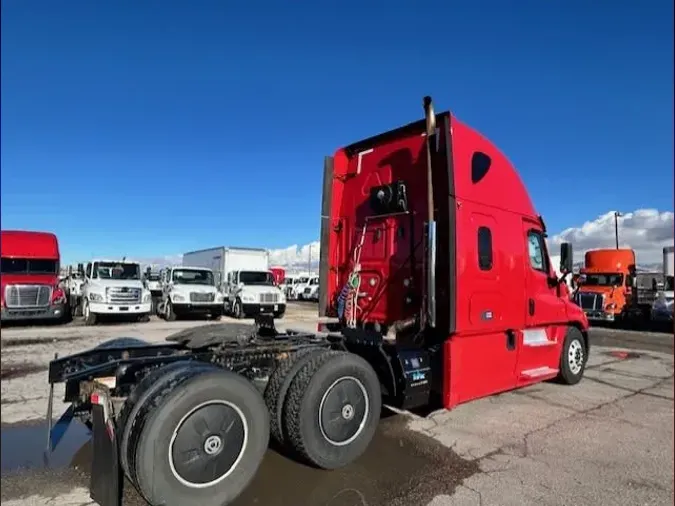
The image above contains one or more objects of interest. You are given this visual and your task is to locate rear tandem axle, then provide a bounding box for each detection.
[46,317,433,506]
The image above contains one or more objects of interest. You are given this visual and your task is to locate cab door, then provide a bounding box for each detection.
[519,221,567,379]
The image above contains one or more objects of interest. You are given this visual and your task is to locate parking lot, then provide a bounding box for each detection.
[1,302,673,506]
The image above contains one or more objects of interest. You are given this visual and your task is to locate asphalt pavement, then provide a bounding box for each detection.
[1,305,673,506]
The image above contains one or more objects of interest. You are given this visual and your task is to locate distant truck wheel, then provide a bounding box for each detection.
[82,299,97,325]
[165,301,177,321]
[127,367,269,506]
[137,313,151,323]
[556,326,587,385]
[233,298,244,320]
[264,348,334,445]
[282,351,381,469]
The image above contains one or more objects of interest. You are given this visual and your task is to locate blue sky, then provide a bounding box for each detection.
[2,0,673,264]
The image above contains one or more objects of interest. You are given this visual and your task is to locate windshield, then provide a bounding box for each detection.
[1,257,58,275]
[297,277,309,284]
[309,278,319,285]
[282,278,294,285]
[239,271,274,285]
[146,274,161,281]
[581,273,624,287]
[94,262,140,280]
[172,269,214,285]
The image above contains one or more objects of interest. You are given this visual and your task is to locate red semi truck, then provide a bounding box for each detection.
[46,97,588,506]
[1,230,69,323]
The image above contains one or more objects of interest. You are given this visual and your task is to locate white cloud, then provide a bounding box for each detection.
[550,209,674,264]
[269,241,320,272]
[118,208,674,273]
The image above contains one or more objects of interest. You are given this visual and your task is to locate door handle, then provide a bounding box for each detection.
[528,298,535,316]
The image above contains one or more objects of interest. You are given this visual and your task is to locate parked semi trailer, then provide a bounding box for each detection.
[46,97,588,506]
[1,230,69,323]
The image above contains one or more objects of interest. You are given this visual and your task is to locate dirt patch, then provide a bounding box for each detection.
[0,362,48,381]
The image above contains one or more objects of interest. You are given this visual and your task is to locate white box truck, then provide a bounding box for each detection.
[182,246,286,318]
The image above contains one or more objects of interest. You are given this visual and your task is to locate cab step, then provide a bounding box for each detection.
[520,366,558,380]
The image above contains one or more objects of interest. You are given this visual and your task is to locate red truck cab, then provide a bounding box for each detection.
[1,230,68,322]
[319,97,589,410]
[269,266,286,286]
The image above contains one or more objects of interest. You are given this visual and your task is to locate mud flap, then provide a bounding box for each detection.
[90,403,122,506]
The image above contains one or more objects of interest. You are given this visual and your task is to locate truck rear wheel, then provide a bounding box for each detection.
[282,351,381,469]
[556,327,587,385]
[128,367,269,506]
[264,348,335,445]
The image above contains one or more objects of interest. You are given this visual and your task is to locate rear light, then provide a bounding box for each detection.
[51,287,66,305]
[626,287,632,295]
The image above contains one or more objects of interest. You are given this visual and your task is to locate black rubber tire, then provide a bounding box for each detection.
[137,313,151,323]
[233,299,244,320]
[282,351,381,469]
[556,327,587,385]
[130,367,270,506]
[273,310,285,319]
[95,337,149,349]
[166,301,177,321]
[119,361,210,478]
[264,348,333,445]
[82,299,97,326]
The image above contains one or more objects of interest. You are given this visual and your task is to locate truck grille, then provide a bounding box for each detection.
[304,287,312,294]
[260,292,280,304]
[575,292,604,311]
[107,287,141,304]
[190,292,215,303]
[4,285,52,308]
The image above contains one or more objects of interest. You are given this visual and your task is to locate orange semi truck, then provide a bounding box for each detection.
[1,230,69,322]
[573,248,646,322]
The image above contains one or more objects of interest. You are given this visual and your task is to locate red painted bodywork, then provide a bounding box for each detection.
[1,230,62,307]
[269,267,286,286]
[322,110,588,410]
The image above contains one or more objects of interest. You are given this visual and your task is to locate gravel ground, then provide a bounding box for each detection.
[1,305,673,506]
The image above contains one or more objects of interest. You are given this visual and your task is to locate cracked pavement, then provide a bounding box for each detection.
[1,306,673,506]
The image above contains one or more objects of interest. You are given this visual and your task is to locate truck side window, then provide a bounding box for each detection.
[86,263,92,279]
[527,231,548,273]
[477,227,492,270]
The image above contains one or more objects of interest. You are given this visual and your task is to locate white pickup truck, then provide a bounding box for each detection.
[224,269,286,319]
[79,260,152,325]
[157,266,224,321]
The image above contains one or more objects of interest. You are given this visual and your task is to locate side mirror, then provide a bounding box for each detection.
[560,242,574,273]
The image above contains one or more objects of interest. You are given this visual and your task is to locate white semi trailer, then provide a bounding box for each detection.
[651,246,674,323]
[182,246,286,318]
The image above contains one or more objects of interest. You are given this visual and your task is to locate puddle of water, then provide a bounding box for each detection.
[1,414,478,506]
[0,420,91,475]
[605,350,642,360]
[231,414,478,506]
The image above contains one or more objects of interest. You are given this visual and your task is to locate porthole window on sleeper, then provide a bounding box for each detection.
[471,151,492,184]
